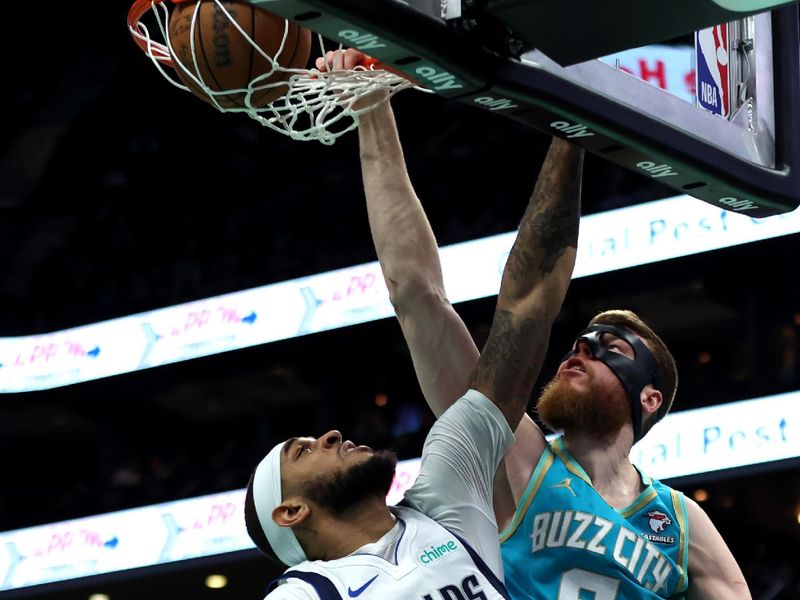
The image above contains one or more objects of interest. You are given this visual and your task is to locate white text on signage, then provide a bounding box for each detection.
[550,120,594,139]
[718,196,759,212]
[415,66,463,92]
[338,29,386,51]
[473,96,519,111]
[636,161,679,179]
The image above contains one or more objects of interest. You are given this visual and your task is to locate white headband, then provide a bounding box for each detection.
[252,441,309,566]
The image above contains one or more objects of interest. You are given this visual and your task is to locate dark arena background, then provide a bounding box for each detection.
[0,1,798,599]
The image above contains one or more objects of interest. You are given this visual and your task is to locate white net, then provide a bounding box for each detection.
[129,0,420,145]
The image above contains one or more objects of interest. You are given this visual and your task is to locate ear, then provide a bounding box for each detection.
[272,498,311,529]
[640,385,663,419]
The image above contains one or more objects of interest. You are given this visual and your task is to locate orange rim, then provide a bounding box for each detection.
[128,0,174,66]
[127,1,418,84]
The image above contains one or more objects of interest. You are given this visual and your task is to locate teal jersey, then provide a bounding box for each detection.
[500,437,689,600]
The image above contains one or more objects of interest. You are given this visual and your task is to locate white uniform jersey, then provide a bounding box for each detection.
[264,391,515,600]
[266,505,509,600]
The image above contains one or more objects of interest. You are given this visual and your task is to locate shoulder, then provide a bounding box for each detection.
[436,389,511,431]
[648,476,685,504]
[683,496,738,569]
[267,564,351,600]
[265,576,321,600]
[682,497,751,597]
[684,496,710,529]
[423,390,515,454]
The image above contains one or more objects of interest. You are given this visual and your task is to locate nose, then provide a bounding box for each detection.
[573,339,594,358]
[318,430,342,449]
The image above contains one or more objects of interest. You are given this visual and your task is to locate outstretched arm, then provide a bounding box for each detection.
[469,140,583,431]
[337,47,583,525]
[359,68,583,529]
[492,140,585,525]
[356,68,585,523]
[398,137,583,566]
[357,69,479,416]
[318,48,476,414]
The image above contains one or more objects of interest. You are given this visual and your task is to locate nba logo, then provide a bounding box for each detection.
[696,24,731,117]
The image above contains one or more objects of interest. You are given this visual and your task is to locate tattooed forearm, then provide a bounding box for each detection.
[471,142,581,426]
[532,192,580,275]
[470,309,550,422]
[506,147,583,282]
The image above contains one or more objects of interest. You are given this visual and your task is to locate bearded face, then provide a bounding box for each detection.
[302,450,398,515]
[536,369,630,439]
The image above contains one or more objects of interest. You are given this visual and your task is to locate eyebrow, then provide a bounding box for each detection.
[282,438,298,458]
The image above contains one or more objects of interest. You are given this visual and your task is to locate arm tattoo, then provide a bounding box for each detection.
[506,152,582,281]
[473,147,580,421]
[532,198,579,276]
[470,309,549,413]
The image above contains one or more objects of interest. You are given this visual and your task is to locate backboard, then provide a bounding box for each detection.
[252,0,800,217]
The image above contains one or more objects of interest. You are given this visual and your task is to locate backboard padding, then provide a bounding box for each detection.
[253,0,800,217]
[483,0,800,65]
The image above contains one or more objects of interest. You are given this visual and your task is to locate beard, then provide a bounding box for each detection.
[304,450,398,516]
[536,373,630,439]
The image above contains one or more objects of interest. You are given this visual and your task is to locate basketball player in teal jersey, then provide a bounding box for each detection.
[242,50,581,600]
[334,45,751,599]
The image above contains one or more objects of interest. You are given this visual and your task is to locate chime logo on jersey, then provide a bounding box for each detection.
[419,539,459,564]
[644,510,675,545]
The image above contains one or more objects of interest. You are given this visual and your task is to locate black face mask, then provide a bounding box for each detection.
[562,324,665,442]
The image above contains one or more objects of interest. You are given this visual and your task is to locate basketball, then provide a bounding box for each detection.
[167,0,312,109]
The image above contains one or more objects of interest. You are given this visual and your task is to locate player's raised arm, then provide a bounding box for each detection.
[348,51,480,417]
[356,69,586,523]
[469,139,584,430]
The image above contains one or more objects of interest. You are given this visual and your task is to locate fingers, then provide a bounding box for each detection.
[343,48,367,70]
[315,48,369,71]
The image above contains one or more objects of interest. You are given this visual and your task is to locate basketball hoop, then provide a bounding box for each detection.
[127,0,420,145]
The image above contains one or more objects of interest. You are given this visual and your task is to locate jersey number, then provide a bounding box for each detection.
[559,568,620,599]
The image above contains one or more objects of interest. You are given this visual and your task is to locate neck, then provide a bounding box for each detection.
[298,498,397,561]
[561,427,642,499]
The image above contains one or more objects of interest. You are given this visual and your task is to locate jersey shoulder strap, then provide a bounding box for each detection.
[448,529,511,600]
[265,569,342,600]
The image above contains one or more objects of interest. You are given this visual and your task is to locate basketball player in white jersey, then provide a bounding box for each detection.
[342,45,751,600]
[242,50,583,600]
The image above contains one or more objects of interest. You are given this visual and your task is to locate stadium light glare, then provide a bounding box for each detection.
[205,574,228,589]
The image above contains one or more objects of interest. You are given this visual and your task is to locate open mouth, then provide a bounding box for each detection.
[563,357,587,374]
[340,441,371,456]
